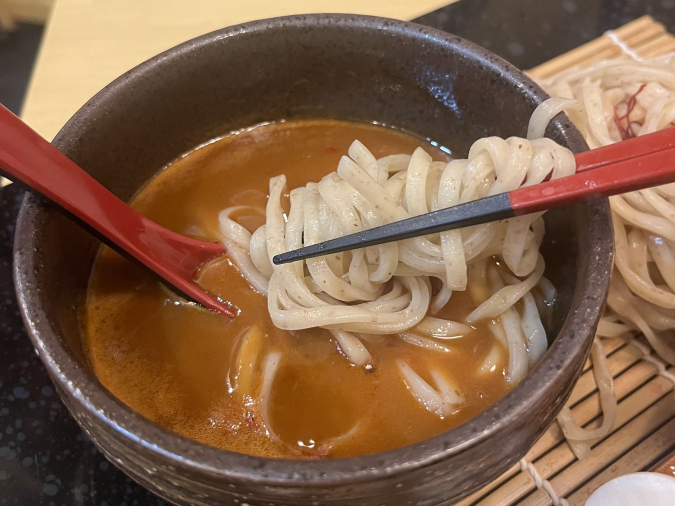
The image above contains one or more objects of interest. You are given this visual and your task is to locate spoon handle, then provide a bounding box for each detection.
[0,105,233,316]
[0,104,158,252]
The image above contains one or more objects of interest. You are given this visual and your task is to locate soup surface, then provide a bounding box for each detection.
[85,120,513,459]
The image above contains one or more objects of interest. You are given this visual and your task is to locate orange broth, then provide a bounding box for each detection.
[84,120,513,459]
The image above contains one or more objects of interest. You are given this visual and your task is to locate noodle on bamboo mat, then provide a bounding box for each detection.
[464,16,675,506]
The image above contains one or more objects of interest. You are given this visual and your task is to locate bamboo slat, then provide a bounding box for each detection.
[566,417,675,505]
[582,337,625,371]
[528,15,675,80]
[473,370,675,506]
[519,392,675,505]
[567,343,642,406]
[527,16,655,79]
[650,449,675,475]
[460,354,664,505]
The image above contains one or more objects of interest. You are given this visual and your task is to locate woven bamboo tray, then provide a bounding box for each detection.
[460,16,675,506]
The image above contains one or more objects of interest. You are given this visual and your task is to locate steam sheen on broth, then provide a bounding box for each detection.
[85,120,555,459]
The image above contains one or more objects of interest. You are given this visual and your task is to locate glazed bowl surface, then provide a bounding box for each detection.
[13,14,613,506]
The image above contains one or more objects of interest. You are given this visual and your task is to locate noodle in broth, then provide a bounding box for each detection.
[218,125,575,444]
[85,119,573,458]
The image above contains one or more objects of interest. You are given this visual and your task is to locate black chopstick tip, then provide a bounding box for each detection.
[273,252,304,265]
[272,193,514,265]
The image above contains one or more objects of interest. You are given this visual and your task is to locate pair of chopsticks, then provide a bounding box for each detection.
[273,128,675,265]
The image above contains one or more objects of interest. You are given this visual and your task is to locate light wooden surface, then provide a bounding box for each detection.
[6,0,53,23]
[20,0,455,139]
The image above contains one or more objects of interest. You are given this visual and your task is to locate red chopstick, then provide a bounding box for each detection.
[273,129,675,265]
[575,126,675,173]
[512,143,675,214]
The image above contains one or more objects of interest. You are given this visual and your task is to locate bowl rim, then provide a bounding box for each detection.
[13,13,613,486]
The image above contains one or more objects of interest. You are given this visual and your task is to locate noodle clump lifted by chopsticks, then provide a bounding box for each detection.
[532,54,675,458]
[219,132,575,420]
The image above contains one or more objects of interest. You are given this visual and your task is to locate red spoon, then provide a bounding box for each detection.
[0,105,237,318]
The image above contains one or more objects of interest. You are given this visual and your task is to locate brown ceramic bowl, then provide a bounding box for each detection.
[13,14,613,506]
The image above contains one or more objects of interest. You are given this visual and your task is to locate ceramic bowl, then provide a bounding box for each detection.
[13,14,613,506]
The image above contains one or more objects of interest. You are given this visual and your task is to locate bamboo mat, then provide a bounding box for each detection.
[528,15,675,79]
[463,16,675,506]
